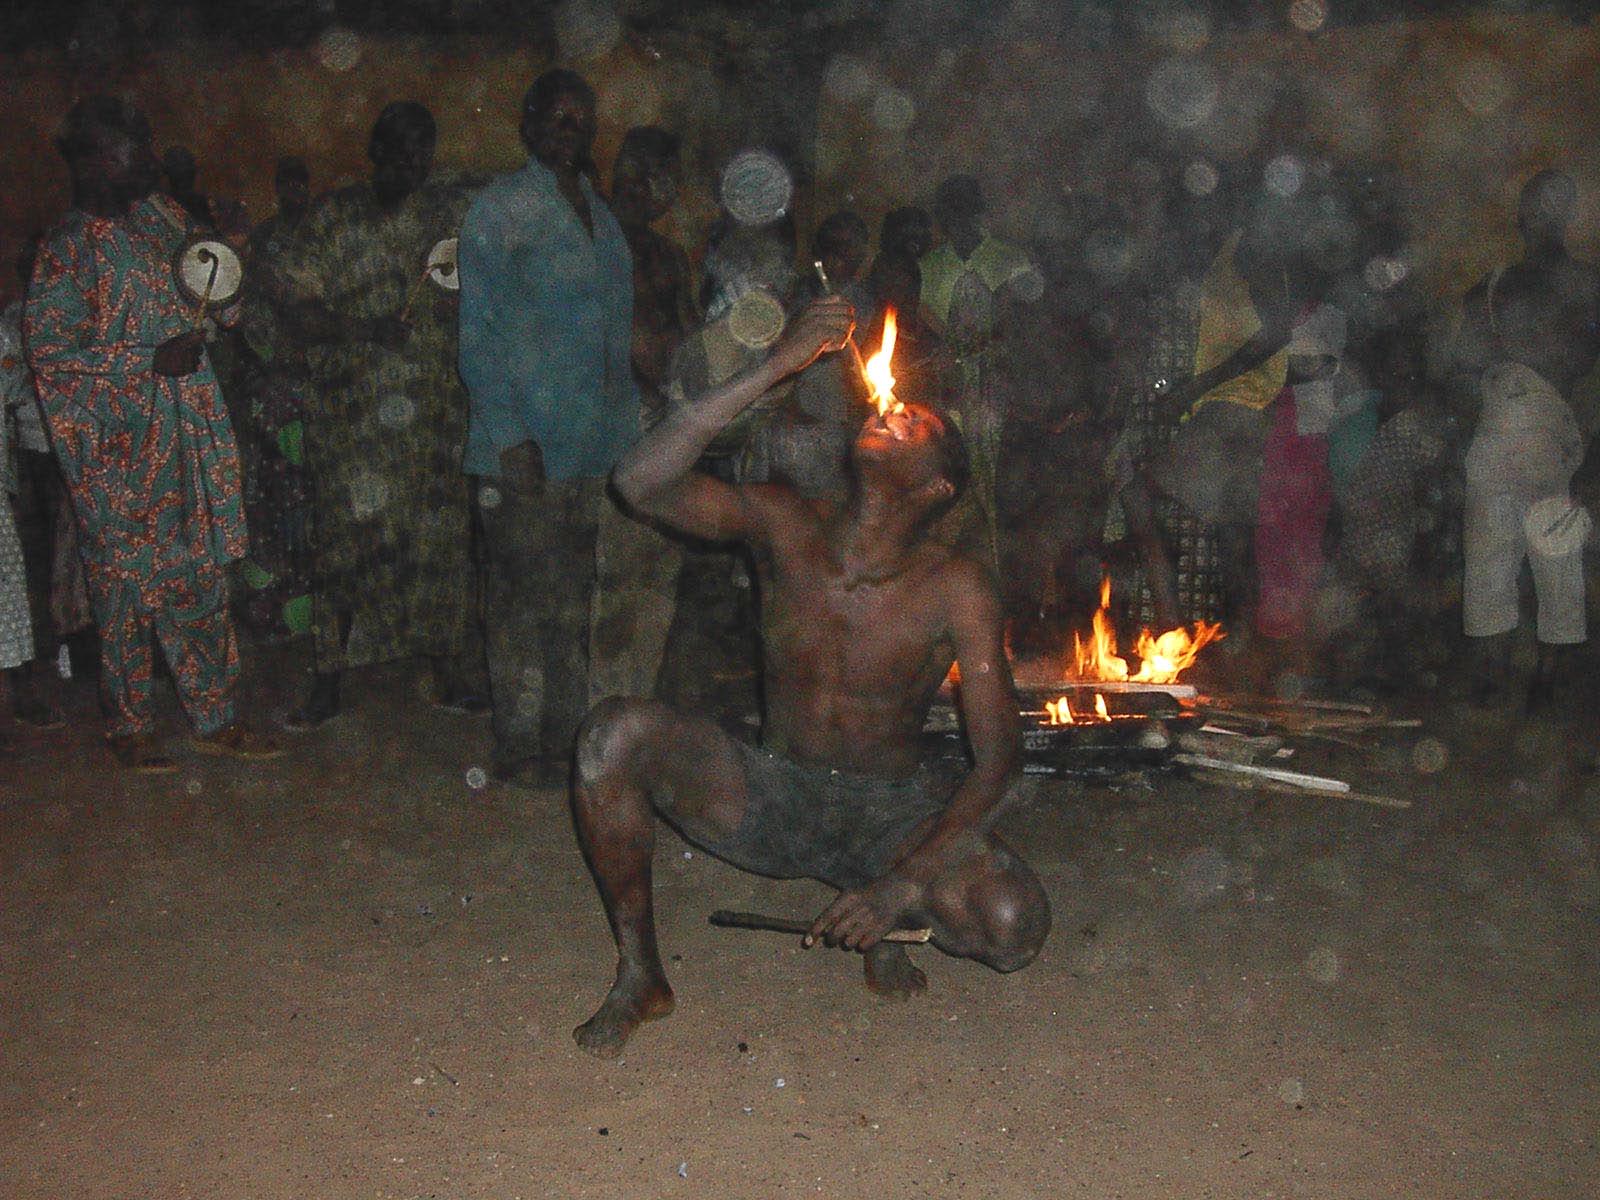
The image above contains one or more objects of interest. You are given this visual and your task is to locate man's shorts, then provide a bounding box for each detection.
[672,741,955,890]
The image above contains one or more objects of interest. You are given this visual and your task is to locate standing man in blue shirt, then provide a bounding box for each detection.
[458,70,637,785]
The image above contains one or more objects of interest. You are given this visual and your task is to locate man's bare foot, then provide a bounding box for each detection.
[192,722,285,760]
[573,963,676,1058]
[107,732,178,774]
[864,942,927,1000]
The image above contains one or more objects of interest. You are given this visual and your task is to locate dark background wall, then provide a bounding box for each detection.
[2,3,1598,303]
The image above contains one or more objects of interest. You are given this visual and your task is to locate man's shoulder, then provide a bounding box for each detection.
[746,481,824,527]
[922,547,999,610]
[1557,254,1600,299]
[28,213,104,292]
[466,166,563,237]
[469,164,541,207]
[919,244,960,274]
[302,184,369,232]
[38,209,94,252]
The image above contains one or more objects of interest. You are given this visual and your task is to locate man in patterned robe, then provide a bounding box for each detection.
[25,96,280,771]
[238,156,315,638]
[918,176,1044,572]
[281,102,482,728]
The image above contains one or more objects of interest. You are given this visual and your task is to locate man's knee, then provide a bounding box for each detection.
[976,869,1051,974]
[574,696,670,787]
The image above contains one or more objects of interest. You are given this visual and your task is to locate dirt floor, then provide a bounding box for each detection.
[3,628,1599,1199]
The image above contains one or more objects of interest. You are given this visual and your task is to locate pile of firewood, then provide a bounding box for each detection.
[1174,696,1417,810]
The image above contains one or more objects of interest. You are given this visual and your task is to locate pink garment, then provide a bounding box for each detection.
[1255,391,1331,640]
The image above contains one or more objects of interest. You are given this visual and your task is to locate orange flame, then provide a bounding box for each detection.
[863,308,906,417]
[1043,692,1114,723]
[1071,576,1225,685]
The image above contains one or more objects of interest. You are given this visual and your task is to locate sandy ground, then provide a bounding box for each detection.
[3,634,1599,1200]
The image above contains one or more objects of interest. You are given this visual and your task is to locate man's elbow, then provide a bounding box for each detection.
[611,461,657,515]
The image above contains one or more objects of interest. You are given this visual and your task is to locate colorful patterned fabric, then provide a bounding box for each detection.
[1336,406,1448,596]
[0,403,34,670]
[1190,231,1288,414]
[234,211,313,636]
[281,178,477,671]
[917,236,1042,572]
[25,193,245,734]
[98,559,238,733]
[919,236,1042,337]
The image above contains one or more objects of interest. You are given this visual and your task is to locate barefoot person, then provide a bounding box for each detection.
[570,295,1050,1058]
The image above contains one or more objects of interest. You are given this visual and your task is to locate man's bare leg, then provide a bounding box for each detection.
[570,697,750,1057]
[918,836,1051,972]
[856,834,1049,998]
[1122,474,1182,631]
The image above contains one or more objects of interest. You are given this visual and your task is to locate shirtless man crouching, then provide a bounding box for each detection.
[571,295,1050,1058]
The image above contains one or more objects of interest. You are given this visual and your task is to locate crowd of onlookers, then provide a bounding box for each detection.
[3,64,1597,771]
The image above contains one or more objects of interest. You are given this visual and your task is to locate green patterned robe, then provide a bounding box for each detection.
[283,176,477,671]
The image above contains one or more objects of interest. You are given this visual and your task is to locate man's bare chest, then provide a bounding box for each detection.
[758,555,948,682]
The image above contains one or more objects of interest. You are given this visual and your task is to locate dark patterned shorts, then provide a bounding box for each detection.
[675,742,954,890]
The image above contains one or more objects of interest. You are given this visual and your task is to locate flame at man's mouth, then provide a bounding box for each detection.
[862,308,906,418]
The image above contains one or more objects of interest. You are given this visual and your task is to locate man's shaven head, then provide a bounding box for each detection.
[369,100,436,164]
[934,175,985,228]
[521,68,598,170]
[1518,168,1577,244]
[57,94,150,162]
[523,68,597,126]
[57,95,160,206]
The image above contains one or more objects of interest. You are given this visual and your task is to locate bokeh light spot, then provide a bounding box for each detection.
[1145,57,1219,129]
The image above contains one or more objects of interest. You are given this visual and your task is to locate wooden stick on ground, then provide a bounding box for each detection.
[1174,752,1351,792]
[1174,753,1411,809]
[710,909,933,944]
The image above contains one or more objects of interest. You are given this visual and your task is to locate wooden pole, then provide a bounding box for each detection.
[710,909,933,944]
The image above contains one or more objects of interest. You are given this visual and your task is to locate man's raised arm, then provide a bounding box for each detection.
[612,296,854,543]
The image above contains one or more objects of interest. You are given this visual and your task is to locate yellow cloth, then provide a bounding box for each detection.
[918,235,1040,334]
[1190,231,1288,414]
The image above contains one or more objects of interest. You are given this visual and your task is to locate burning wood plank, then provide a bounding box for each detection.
[1024,680,1197,699]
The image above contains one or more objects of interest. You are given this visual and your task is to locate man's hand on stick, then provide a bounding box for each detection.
[805,872,923,953]
[153,329,206,377]
[768,294,855,381]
